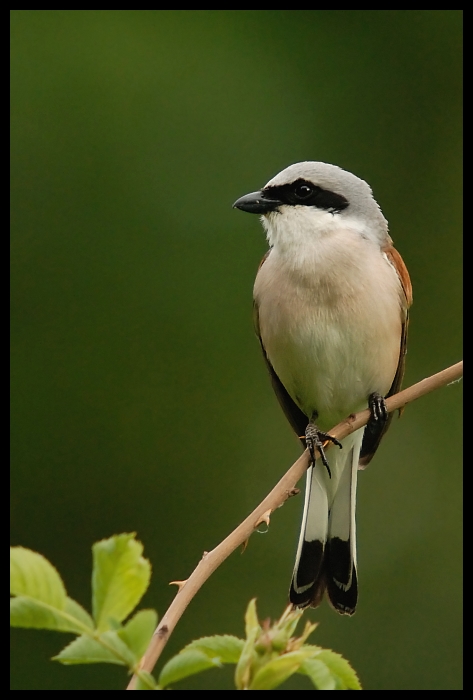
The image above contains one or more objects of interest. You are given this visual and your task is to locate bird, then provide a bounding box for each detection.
[233,162,412,615]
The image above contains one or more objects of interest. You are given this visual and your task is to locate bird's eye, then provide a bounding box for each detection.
[293,183,313,200]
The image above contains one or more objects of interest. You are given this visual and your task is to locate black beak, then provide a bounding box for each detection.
[233,190,282,214]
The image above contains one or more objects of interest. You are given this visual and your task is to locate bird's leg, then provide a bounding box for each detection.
[305,423,342,478]
[366,392,389,434]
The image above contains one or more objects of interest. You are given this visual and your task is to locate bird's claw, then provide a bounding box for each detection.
[305,424,342,478]
[367,392,389,432]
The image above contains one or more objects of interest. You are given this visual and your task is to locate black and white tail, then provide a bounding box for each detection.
[289,431,362,615]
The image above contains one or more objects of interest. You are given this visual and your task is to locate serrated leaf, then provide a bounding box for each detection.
[314,649,362,690]
[249,649,315,690]
[10,595,93,634]
[63,598,94,629]
[53,630,137,666]
[10,547,66,607]
[92,533,151,631]
[10,547,94,634]
[118,609,158,660]
[158,649,221,688]
[299,657,337,690]
[135,670,159,690]
[182,635,244,663]
[10,597,69,631]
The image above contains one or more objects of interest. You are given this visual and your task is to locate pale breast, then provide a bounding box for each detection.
[254,231,403,430]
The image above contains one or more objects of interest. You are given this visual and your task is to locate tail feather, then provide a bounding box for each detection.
[289,462,328,607]
[326,539,358,615]
[289,432,362,615]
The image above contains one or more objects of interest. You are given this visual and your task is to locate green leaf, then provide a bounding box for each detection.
[92,533,151,631]
[249,649,315,690]
[53,630,137,666]
[244,598,260,639]
[135,670,159,690]
[235,599,262,689]
[313,649,362,690]
[182,635,244,664]
[10,546,94,634]
[118,609,158,660]
[10,547,66,607]
[64,597,95,629]
[10,595,93,633]
[158,649,221,688]
[299,657,337,690]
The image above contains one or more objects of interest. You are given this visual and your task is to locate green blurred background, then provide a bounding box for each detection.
[11,10,462,690]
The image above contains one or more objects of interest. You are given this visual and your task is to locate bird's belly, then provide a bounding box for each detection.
[259,297,401,431]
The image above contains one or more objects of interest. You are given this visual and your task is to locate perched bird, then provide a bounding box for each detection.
[233,162,412,615]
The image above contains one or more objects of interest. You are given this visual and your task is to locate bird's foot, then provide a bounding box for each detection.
[366,392,389,434]
[304,423,342,478]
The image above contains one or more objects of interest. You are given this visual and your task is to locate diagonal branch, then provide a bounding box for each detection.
[127,360,463,689]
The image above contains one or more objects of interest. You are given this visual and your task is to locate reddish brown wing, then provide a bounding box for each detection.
[254,253,309,443]
[359,245,413,467]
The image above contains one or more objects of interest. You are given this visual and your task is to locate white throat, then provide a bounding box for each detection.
[261,206,386,273]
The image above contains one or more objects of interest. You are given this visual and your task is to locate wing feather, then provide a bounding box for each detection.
[254,296,308,442]
[359,245,412,467]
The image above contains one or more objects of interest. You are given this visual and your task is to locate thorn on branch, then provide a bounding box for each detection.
[169,580,188,590]
[255,509,272,532]
[256,509,271,528]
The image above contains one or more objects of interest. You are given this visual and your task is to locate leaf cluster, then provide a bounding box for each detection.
[10,534,360,690]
